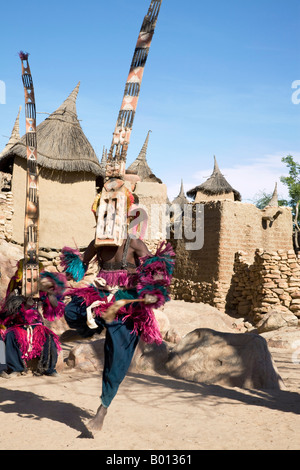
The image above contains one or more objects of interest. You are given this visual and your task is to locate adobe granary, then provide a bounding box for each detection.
[0,83,104,249]
[171,157,295,322]
[187,156,241,202]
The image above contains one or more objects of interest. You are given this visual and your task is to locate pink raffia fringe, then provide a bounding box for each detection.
[4,324,61,361]
[96,270,138,288]
[65,285,163,345]
[41,296,65,322]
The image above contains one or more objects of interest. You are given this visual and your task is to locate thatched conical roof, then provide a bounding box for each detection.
[0,82,103,176]
[126,130,162,183]
[265,182,278,208]
[187,156,241,201]
[172,180,189,207]
[0,106,21,158]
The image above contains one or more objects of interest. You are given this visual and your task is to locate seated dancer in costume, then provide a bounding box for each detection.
[60,190,175,434]
[0,260,66,377]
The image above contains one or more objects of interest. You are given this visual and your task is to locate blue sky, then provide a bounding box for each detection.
[0,0,299,203]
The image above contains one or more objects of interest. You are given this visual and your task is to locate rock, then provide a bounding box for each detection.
[130,341,170,374]
[165,328,284,390]
[256,307,298,333]
[261,327,300,350]
[56,351,65,372]
[65,337,170,374]
[45,317,70,336]
[154,308,181,344]
[163,300,239,336]
[153,308,170,336]
[66,337,105,371]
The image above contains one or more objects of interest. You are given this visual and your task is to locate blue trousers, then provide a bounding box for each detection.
[65,295,140,408]
[4,329,58,375]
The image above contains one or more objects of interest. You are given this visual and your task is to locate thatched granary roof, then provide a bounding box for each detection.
[187,156,241,201]
[0,83,103,176]
[172,180,189,207]
[126,130,162,183]
[264,182,279,208]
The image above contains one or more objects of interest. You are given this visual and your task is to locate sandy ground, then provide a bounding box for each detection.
[0,301,300,451]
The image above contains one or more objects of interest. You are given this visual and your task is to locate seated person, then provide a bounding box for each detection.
[0,260,66,377]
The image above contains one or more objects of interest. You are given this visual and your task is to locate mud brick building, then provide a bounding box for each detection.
[171,158,295,320]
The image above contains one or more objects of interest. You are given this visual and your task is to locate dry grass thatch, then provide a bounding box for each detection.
[0,83,103,176]
[172,180,189,206]
[187,156,241,201]
[126,130,162,183]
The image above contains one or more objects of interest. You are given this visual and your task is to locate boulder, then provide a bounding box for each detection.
[154,308,181,344]
[261,327,300,350]
[65,337,105,372]
[165,328,284,390]
[44,317,70,336]
[256,307,299,333]
[163,300,240,336]
[129,340,169,374]
[65,337,170,374]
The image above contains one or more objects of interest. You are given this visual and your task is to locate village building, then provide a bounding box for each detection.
[186,156,241,203]
[125,131,168,248]
[171,156,299,322]
[0,83,104,250]
[126,130,162,183]
[172,180,189,208]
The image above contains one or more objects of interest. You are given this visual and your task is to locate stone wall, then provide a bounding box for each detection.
[228,249,300,323]
[0,191,13,242]
[171,279,214,304]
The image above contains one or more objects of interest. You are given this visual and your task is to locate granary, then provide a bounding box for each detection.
[125,131,167,246]
[187,156,241,202]
[126,130,162,183]
[172,180,189,208]
[171,156,295,320]
[0,83,104,249]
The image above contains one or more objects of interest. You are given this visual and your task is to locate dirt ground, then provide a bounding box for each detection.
[0,301,300,451]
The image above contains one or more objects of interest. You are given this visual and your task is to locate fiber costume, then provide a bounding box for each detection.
[0,262,66,375]
[61,239,174,407]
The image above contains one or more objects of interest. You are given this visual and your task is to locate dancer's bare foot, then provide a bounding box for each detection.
[86,405,107,434]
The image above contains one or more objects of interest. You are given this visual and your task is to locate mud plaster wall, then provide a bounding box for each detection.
[133,181,168,251]
[171,200,294,313]
[10,157,97,249]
